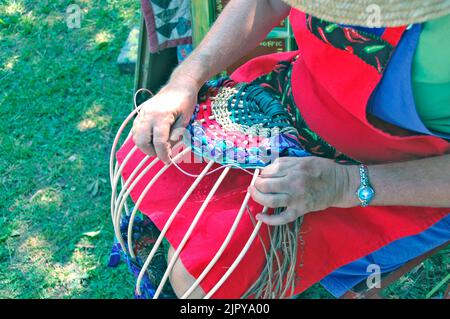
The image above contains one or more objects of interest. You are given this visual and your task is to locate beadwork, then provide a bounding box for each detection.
[186,77,310,168]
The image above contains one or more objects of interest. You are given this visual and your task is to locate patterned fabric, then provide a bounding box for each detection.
[306,14,394,73]
[177,44,193,63]
[141,0,192,53]
[108,212,176,299]
[251,59,358,165]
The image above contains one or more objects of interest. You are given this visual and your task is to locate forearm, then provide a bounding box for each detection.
[169,0,290,90]
[344,155,450,208]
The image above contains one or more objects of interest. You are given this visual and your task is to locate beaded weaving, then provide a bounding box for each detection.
[187,77,310,168]
[109,61,319,299]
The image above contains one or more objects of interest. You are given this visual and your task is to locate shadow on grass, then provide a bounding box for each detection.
[0,0,140,299]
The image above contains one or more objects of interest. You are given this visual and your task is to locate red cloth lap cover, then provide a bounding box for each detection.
[117,9,450,298]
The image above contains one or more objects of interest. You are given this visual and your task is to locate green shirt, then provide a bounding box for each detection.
[412,14,450,135]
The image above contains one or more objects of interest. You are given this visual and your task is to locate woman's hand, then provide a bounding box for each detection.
[249,157,355,225]
[131,80,198,164]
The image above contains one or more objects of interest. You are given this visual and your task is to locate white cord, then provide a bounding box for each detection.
[134,88,154,110]
[168,155,258,177]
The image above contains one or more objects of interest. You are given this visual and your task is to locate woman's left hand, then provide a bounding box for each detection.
[249,157,356,225]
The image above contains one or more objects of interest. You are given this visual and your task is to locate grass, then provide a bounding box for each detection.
[297,244,450,299]
[0,0,138,298]
[0,0,448,299]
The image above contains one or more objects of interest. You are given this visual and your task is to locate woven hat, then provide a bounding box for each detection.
[282,0,450,27]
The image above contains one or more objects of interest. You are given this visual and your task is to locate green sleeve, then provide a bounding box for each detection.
[412,14,450,135]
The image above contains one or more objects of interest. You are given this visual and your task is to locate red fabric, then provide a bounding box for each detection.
[117,141,272,298]
[117,9,450,298]
[287,9,450,290]
[290,11,450,163]
[230,51,300,83]
[381,26,408,46]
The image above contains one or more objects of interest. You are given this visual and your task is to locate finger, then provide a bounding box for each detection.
[260,159,290,178]
[133,133,156,156]
[153,123,172,164]
[254,176,289,194]
[256,209,298,226]
[169,115,188,143]
[248,185,289,208]
[132,121,156,156]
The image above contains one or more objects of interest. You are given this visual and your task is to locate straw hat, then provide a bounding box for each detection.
[282,0,450,27]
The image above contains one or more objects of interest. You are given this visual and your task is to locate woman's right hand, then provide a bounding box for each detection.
[131,80,198,164]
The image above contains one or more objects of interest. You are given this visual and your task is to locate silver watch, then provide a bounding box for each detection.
[356,164,375,207]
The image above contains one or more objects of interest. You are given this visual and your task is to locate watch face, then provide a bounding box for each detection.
[358,186,375,201]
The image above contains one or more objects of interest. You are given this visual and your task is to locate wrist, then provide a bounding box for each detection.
[339,164,361,208]
[161,74,200,104]
[169,57,211,92]
[166,73,201,94]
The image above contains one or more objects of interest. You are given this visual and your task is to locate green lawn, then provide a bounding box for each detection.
[0,0,138,298]
[0,0,448,299]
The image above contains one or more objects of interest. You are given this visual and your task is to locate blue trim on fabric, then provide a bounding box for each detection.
[367,24,450,139]
[352,26,385,37]
[368,25,427,132]
[320,215,450,298]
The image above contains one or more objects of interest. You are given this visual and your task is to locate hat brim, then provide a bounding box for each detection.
[282,0,450,27]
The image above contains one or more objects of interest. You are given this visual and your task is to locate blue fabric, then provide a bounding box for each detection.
[368,24,450,139]
[349,26,385,37]
[321,215,450,298]
[320,25,450,298]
